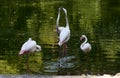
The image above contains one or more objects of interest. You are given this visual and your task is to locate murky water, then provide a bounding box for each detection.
[0,0,120,75]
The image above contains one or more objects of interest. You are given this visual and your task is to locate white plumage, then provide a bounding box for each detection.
[58,27,65,34]
[58,27,70,46]
[56,7,70,47]
[19,38,41,55]
[80,35,91,53]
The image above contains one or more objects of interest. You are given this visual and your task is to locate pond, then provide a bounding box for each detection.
[0,0,120,75]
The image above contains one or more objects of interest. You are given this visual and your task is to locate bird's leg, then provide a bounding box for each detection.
[26,54,29,73]
[63,43,67,57]
[62,44,65,57]
[85,53,90,74]
[59,45,62,58]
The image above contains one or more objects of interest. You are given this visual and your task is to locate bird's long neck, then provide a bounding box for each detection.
[56,8,60,35]
[81,36,87,48]
[62,8,69,29]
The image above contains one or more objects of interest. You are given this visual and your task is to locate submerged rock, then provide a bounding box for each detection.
[57,56,77,68]
[58,56,76,63]
[58,62,76,68]
[43,61,58,73]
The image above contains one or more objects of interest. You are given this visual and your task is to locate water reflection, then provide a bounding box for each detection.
[57,56,77,68]
[0,0,120,75]
[43,56,77,74]
[43,61,58,73]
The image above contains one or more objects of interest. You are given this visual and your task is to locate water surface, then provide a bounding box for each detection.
[0,0,120,75]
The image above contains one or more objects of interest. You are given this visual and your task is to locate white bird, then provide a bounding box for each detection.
[56,7,70,56]
[19,38,41,55]
[80,35,91,53]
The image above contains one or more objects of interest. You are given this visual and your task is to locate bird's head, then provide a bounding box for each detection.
[19,50,28,56]
[58,41,63,47]
[35,45,41,52]
[28,38,32,41]
[59,6,64,9]
[19,52,23,56]
[62,7,67,14]
[80,35,86,41]
[59,7,62,10]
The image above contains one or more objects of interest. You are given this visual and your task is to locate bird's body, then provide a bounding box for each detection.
[58,26,70,46]
[58,27,65,33]
[81,42,91,53]
[19,38,41,55]
[80,35,91,53]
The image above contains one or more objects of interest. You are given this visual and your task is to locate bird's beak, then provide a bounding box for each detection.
[19,54,22,56]
[80,37,82,41]
[19,51,25,56]
[59,7,61,10]
[59,6,63,9]
[80,37,84,41]
[19,53,23,56]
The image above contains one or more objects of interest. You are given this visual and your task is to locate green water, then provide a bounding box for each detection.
[0,0,120,75]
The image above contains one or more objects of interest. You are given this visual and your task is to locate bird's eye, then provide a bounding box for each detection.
[36,47,39,49]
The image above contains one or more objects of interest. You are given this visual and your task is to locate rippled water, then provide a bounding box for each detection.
[0,0,120,75]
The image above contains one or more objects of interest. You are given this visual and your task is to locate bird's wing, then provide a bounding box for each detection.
[59,28,70,43]
[86,43,91,49]
[58,27,65,32]
[81,43,91,52]
[57,27,65,36]
[20,40,36,52]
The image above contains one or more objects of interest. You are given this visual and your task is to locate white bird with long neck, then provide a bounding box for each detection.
[56,7,70,56]
[19,38,41,55]
[80,35,91,53]
[19,38,41,72]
